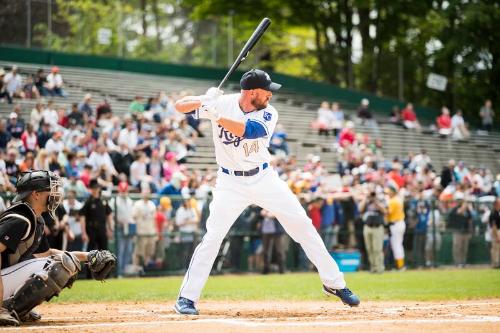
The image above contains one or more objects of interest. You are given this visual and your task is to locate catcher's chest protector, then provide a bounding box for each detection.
[0,203,43,266]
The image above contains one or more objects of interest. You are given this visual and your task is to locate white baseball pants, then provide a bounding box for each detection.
[179,167,346,303]
[389,220,406,260]
[1,258,51,301]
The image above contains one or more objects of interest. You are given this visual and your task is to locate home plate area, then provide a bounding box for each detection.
[3,300,499,332]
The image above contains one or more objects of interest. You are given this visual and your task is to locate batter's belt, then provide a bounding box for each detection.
[220,163,268,177]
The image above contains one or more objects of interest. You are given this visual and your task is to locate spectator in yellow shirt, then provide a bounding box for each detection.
[386,185,406,270]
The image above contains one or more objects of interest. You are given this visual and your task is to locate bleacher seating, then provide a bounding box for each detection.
[1,61,499,174]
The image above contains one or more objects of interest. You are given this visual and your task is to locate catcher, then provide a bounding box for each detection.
[0,170,116,326]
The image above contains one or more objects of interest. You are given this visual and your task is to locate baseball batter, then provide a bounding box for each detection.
[173,69,360,315]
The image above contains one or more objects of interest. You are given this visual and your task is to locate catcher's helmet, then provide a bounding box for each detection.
[13,170,63,218]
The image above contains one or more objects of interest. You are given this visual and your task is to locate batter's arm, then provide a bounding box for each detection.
[174,96,203,114]
[217,118,246,137]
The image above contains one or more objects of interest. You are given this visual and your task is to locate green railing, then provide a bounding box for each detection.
[1,191,494,275]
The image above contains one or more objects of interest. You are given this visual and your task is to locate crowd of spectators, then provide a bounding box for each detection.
[391,99,494,139]
[0,65,68,104]
[0,64,498,277]
[303,98,500,271]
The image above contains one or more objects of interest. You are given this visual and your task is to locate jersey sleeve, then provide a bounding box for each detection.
[254,107,278,146]
[0,217,30,252]
[243,120,268,139]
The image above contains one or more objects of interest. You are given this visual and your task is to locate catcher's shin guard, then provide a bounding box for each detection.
[3,252,81,318]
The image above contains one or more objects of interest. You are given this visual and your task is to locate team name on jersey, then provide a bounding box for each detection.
[218,125,244,147]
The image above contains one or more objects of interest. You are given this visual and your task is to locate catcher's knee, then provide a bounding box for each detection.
[3,252,81,318]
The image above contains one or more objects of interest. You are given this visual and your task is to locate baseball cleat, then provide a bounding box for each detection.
[323,285,360,307]
[20,310,42,322]
[174,297,199,315]
[0,308,19,326]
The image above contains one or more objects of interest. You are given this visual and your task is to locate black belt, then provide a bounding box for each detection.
[221,163,268,177]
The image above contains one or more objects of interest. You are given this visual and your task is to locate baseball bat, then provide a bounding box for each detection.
[217,17,272,89]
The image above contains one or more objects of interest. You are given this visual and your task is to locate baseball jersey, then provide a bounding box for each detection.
[207,93,278,171]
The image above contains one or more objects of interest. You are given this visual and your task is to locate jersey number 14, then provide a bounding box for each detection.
[243,141,259,157]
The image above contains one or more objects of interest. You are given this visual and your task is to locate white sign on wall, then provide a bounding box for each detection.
[97,28,112,45]
[426,73,447,91]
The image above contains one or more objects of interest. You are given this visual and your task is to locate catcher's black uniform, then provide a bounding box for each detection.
[0,171,115,326]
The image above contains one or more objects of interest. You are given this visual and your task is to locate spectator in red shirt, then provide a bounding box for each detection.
[388,164,405,188]
[436,107,452,136]
[21,123,38,152]
[401,103,421,130]
[308,198,323,230]
[80,164,93,187]
[57,106,69,128]
[338,121,356,148]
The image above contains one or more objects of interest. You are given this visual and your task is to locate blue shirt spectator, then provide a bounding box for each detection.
[0,121,11,150]
[6,113,24,139]
[415,199,430,234]
[78,93,93,118]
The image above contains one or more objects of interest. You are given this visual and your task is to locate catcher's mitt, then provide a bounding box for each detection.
[87,250,116,281]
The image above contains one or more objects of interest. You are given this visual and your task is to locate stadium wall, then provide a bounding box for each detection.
[0,45,438,121]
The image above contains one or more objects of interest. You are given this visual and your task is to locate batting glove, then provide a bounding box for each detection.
[205,87,224,99]
[199,104,221,122]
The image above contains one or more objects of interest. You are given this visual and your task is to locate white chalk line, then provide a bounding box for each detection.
[9,316,500,330]
[383,301,500,313]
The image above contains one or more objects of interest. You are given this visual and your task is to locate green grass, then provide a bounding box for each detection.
[55,268,500,303]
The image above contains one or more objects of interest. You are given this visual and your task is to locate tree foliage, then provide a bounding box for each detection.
[1,0,498,123]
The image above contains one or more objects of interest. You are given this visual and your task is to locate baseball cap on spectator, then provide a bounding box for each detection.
[385,184,399,194]
[240,69,281,92]
[9,112,17,119]
[51,66,60,73]
[53,131,63,139]
[160,196,172,210]
[454,192,465,201]
[361,98,369,106]
[84,93,92,101]
[89,179,101,189]
[118,181,129,193]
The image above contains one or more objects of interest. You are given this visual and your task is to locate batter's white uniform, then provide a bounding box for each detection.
[179,94,346,303]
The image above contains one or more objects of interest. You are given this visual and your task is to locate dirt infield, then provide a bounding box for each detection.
[3,300,500,332]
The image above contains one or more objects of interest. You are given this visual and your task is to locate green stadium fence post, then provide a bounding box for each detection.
[432,199,438,268]
[113,195,119,278]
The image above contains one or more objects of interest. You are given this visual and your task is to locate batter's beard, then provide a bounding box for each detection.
[251,98,268,110]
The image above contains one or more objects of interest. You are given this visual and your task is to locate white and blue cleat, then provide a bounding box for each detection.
[323,285,360,307]
[174,297,199,315]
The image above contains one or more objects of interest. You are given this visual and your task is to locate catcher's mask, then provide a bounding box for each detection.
[13,170,64,219]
